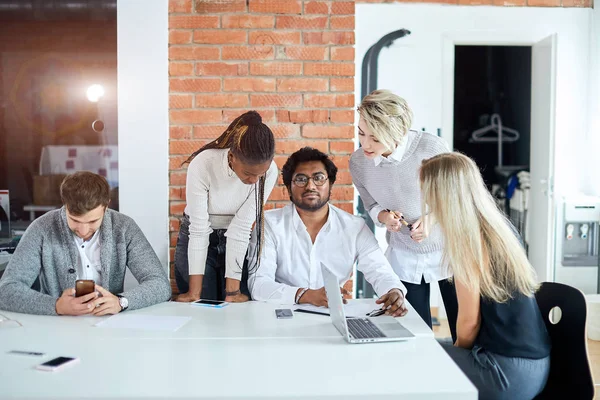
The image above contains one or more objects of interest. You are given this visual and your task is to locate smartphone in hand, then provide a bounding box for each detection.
[75,280,95,298]
[35,357,79,372]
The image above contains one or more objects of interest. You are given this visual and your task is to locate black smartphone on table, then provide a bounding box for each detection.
[35,356,79,372]
[275,309,294,319]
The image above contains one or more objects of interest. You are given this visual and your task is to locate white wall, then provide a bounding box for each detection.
[588,3,600,196]
[356,4,592,310]
[117,0,169,271]
[356,4,592,198]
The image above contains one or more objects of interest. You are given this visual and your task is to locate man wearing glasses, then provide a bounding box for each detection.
[249,147,408,317]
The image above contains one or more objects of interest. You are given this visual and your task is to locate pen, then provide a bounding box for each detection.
[385,209,413,230]
[8,350,45,356]
[294,309,329,316]
[366,309,386,317]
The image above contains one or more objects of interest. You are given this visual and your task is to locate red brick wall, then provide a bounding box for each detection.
[358,0,591,6]
[168,0,356,290]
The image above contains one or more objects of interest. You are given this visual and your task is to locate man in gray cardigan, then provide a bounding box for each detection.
[0,171,171,315]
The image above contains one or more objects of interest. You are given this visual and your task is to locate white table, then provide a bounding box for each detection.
[0,300,477,399]
[1,300,434,341]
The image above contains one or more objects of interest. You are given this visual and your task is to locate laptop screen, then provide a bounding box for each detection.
[321,262,350,339]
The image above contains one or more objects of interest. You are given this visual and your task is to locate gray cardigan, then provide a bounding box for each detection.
[0,208,171,315]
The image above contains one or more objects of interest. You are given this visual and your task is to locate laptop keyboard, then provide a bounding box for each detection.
[347,318,386,339]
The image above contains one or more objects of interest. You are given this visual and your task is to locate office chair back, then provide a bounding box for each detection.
[534,282,594,399]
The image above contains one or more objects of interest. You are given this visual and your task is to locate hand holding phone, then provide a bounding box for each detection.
[35,357,79,372]
[191,299,229,308]
[55,288,97,316]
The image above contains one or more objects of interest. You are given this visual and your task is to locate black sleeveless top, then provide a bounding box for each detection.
[476,292,551,359]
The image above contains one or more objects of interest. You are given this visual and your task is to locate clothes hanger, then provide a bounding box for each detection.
[470,113,520,167]
[470,114,520,143]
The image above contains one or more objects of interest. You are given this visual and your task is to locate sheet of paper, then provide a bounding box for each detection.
[295,300,381,318]
[95,314,191,332]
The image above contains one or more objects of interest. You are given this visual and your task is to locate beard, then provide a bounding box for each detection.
[291,190,330,211]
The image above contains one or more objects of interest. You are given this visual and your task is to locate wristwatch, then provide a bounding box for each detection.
[116,295,129,312]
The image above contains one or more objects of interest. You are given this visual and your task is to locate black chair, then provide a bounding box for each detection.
[534,282,594,399]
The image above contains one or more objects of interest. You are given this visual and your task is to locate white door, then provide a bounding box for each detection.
[528,34,557,283]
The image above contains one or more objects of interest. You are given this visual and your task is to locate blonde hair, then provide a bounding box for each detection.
[357,89,413,152]
[419,152,538,303]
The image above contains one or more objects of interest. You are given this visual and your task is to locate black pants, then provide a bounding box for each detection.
[174,214,250,301]
[402,277,458,342]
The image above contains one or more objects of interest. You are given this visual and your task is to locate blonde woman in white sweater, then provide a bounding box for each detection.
[350,90,457,340]
[174,111,278,303]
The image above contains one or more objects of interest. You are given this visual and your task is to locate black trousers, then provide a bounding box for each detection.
[402,277,458,342]
[174,214,250,301]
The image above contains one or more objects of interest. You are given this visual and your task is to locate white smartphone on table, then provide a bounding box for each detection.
[35,357,79,372]
[191,299,229,308]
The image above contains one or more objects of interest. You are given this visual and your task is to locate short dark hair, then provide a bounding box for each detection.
[281,147,338,188]
[60,171,110,216]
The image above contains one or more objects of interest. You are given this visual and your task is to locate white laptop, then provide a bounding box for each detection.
[322,262,415,344]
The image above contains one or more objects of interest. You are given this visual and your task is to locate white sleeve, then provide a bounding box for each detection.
[225,162,278,280]
[355,223,406,296]
[368,205,386,228]
[186,158,212,275]
[248,220,300,304]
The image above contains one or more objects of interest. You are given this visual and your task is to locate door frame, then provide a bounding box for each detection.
[441,31,558,282]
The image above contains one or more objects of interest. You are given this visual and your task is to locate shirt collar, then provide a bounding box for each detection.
[222,149,235,178]
[73,230,98,245]
[291,203,333,232]
[373,137,408,167]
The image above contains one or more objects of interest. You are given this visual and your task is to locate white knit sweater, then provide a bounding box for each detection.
[184,149,278,280]
[350,130,450,254]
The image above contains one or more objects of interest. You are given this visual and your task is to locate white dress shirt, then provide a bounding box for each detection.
[73,231,102,286]
[385,247,450,284]
[249,204,405,304]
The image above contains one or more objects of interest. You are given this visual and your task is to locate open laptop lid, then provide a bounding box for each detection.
[321,262,350,340]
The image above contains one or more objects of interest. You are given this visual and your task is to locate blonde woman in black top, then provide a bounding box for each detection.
[420,152,550,400]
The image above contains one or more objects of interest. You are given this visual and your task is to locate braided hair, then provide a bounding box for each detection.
[184,111,275,275]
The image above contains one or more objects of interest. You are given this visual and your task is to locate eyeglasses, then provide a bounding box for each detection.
[0,313,22,329]
[292,173,328,187]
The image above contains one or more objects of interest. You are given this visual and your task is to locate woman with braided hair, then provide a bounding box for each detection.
[174,111,277,303]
